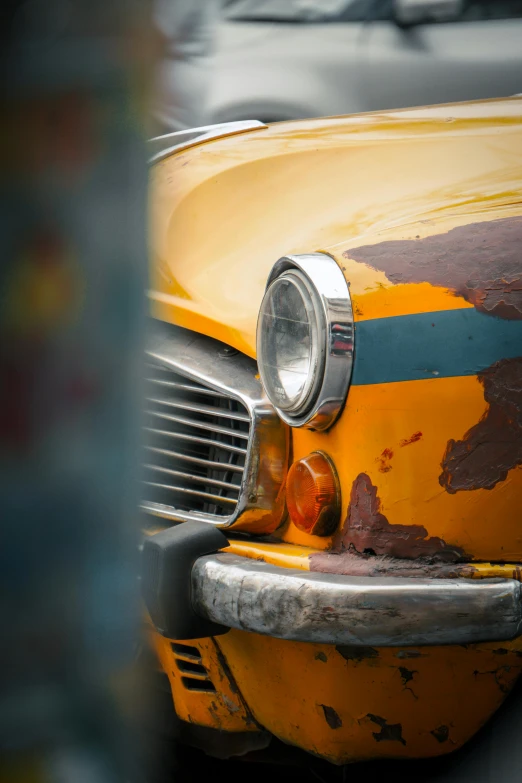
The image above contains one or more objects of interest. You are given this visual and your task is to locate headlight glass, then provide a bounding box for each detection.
[257,270,324,414]
[257,253,354,431]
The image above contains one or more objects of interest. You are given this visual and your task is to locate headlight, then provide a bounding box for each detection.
[257,269,324,414]
[257,253,354,431]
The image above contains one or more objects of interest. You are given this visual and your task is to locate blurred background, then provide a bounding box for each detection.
[1,2,521,783]
[153,0,522,133]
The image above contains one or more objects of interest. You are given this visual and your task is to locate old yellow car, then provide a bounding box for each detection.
[141,97,522,767]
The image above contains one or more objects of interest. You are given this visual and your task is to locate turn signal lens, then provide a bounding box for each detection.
[286,452,340,536]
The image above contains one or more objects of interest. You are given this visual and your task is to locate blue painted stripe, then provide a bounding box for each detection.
[351,308,522,386]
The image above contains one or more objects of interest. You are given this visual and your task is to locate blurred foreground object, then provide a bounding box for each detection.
[0,1,154,780]
[214,0,522,123]
[152,0,221,134]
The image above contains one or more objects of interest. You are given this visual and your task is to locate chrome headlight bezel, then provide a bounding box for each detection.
[256,253,354,431]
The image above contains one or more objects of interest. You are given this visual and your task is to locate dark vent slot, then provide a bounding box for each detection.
[175,659,208,676]
[171,643,202,661]
[181,677,216,693]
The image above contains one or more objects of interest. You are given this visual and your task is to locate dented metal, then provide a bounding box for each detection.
[192,553,522,647]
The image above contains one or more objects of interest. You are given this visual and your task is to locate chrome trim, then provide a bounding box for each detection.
[142,321,289,531]
[192,553,522,647]
[259,253,354,431]
[148,120,267,165]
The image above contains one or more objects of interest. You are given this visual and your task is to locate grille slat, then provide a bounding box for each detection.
[142,362,250,519]
[147,377,238,400]
[145,446,244,473]
[147,410,250,440]
[144,482,239,505]
[147,396,250,423]
[144,464,240,492]
[144,428,248,455]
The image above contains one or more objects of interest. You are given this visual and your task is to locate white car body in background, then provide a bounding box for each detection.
[210,0,522,123]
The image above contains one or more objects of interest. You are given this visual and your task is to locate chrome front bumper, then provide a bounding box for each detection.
[192,553,522,647]
[142,523,522,647]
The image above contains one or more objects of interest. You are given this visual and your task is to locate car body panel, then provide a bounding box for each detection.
[214,630,522,764]
[149,97,522,562]
[148,97,522,763]
[151,631,259,732]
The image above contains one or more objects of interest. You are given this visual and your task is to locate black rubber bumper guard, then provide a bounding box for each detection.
[142,521,230,640]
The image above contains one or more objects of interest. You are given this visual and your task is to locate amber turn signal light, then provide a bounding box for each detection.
[286,451,340,536]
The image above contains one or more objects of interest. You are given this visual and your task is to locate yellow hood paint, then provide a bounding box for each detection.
[150,97,522,354]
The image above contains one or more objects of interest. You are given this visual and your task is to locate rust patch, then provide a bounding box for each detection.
[336,646,379,662]
[320,705,342,730]
[345,217,522,320]
[376,447,394,473]
[309,549,475,579]
[431,726,449,744]
[440,357,522,492]
[400,431,423,447]
[331,473,463,562]
[367,714,406,746]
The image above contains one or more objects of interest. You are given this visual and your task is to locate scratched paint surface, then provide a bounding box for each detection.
[224,538,522,580]
[290,375,522,561]
[216,630,522,764]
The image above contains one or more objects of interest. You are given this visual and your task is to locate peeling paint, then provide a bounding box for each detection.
[367,714,406,745]
[398,666,417,685]
[309,548,475,578]
[400,431,423,447]
[346,217,522,320]
[376,447,394,473]
[320,705,343,730]
[315,651,328,663]
[207,701,222,729]
[440,356,522,492]
[398,666,418,699]
[431,725,449,743]
[336,645,379,662]
[330,473,464,562]
[211,639,258,727]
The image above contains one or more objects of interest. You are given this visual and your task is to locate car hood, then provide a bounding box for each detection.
[149,97,522,357]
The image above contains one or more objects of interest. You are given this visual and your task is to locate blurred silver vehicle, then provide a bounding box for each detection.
[211,0,522,123]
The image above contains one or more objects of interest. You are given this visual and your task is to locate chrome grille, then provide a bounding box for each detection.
[142,362,250,519]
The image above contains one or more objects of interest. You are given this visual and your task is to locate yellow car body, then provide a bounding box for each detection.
[145,97,522,765]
